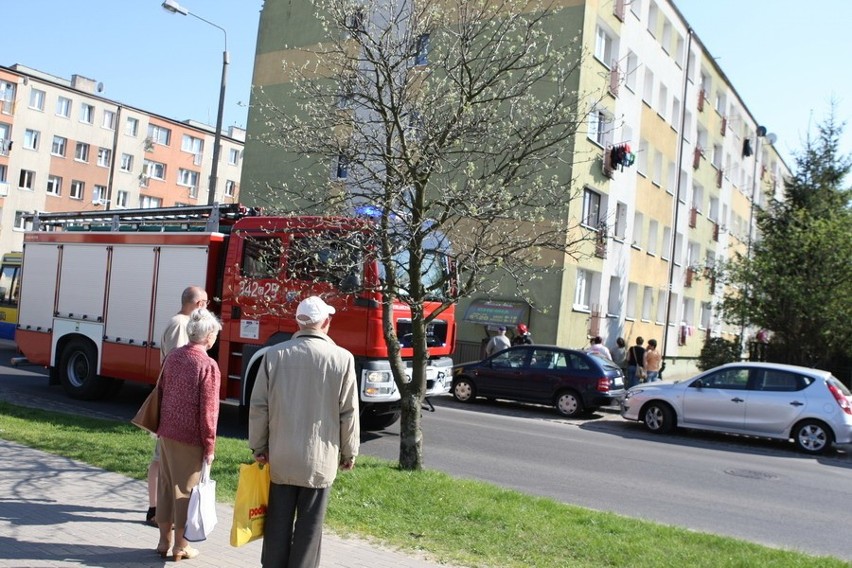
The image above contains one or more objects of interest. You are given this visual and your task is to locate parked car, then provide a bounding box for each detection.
[451,345,625,417]
[620,362,852,454]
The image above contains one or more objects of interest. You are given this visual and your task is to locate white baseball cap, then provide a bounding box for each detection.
[295,296,336,324]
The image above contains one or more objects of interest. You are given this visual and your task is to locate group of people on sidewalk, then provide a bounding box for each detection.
[147,287,359,567]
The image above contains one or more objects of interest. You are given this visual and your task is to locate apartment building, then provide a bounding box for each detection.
[0,64,245,255]
[240,0,788,368]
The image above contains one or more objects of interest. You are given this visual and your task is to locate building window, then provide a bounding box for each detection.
[594,26,614,67]
[661,226,671,260]
[656,290,667,324]
[225,180,236,197]
[574,269,599,312]
[228,148,240,165]
[414,33,430,66]
[70,180,84,200]
[140,195,162,209]
[642,286,654,321]
[0,164,6,183]
[700,302,712,329]
[182,134,204,154]
[178,168,200,189]
[75,142,90,162]
[125,117,139,137]
[637,139,648,174]
[642,69,654,105]
[632,212,643,248]
[147,124,171,146]
[19,169,35,190]
[14,211,33,231]
[588,108,611,147]
[115,190,129,208]
[29,88,46,111]
[0,81,15,114]
[336,154,349,179]
[102,110,116,130]
[23,129,40,151]
[93,185,106,203]
[582,188,602,228]
[626,282,638,319]
[120,153,134,172]
[143,159,166,180]
[647,1,658,36]
[607,276,622,316]
[625,51,638,92]
[652,151,663,186]
[52,135,67,157]
[80,103,94,124]
[647,220,658,255]
[56,96,72,118]
[97,147,112,167]
[614,202,628,240]
[46,175,62,196]
[630,0,643,19]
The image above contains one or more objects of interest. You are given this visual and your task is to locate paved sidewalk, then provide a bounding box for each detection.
[0,439,454,568]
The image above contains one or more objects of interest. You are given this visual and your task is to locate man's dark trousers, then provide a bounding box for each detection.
[261,483,330,568]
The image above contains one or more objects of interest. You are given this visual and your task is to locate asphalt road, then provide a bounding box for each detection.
[2,341,851,562]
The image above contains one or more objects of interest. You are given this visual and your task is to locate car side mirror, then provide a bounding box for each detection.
[692,378,704,389]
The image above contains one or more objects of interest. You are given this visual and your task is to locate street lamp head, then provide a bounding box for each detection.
[162,0,188,16]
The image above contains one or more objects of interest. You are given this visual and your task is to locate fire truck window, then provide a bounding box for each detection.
[287,235,361,287]
[241,237,282,279]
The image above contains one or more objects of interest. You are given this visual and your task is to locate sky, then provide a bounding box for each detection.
[2,1,850,172]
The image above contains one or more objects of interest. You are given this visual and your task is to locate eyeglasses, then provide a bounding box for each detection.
[198,299,210,306]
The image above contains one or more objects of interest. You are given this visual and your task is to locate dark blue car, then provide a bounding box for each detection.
[451,345,625,417]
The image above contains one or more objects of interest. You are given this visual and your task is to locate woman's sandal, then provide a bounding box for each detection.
[155,543,172,559]
[173,545,200,562]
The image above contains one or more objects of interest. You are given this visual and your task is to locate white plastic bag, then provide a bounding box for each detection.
[185,462,217,542]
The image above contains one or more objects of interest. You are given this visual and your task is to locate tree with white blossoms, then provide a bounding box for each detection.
[251,0,603,470]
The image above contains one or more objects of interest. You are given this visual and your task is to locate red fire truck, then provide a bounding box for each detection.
[15,204,455,429]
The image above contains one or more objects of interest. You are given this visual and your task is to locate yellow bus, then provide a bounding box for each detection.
[0,252,22,340]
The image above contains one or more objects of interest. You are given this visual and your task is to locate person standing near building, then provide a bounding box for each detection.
[511,323,533,346]
[484,326,511,357]
[626,337,645,389]
[145,286,209,527]
[613,337,628,376]
[644,339,663,382]
[249,296,360,568]
[587,336,612,360]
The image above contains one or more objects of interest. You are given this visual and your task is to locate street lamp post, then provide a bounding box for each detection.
[162,0,228,206]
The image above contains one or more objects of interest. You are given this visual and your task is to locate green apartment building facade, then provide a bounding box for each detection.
[240,0,788,375]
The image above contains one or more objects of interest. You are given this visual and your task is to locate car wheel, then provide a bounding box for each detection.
[555,390,583,417]
[642,402,675,434]
[452,377,476,403]
[793,419,833,455]
[58,338,107,400]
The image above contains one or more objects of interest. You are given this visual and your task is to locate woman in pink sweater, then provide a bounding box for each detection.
[155,308,221,561]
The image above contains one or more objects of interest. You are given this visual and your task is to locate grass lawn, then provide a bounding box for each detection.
[0,401,847,568]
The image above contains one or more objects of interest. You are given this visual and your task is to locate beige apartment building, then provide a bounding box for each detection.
[0,64,245,256]
[240,0,788,372]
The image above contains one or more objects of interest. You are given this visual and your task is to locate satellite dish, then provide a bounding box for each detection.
[756,126,767,137]
[766,133,777,145]
[97,82,104,93]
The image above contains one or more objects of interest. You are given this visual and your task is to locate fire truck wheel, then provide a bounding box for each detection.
[58,339,107,400]
[360,409,401,431]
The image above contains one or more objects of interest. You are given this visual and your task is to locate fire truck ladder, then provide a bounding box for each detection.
[25,203,256,233]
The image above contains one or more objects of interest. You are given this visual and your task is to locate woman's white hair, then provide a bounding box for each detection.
[187,308,222,343]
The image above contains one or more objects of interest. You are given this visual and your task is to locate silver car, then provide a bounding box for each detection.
[620,362,852,454]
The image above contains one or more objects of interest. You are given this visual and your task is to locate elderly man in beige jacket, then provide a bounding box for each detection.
[249,296,359,568]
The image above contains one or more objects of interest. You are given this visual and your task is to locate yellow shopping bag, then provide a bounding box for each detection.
[230,462,271,547]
